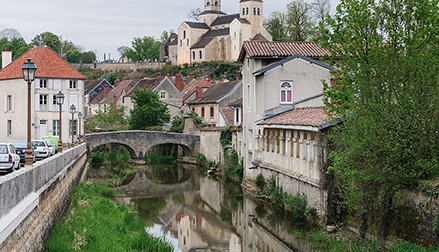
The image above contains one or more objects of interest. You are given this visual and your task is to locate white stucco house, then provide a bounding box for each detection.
[0,46,86,145]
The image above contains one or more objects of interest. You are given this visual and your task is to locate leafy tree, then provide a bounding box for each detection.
[117,46,129,57]
[81,51,96,63]
[99,72,117,85]
[312,0,330,31]
[60,40,83,59]
[160,30,170,44]
[264,12,289,41]
[85,103,129,131]
[0,36,31,63]
[66,49,81,63]
[286,0,315,41]
[122,36,161,62]
[129,88,170,130]
[322,0,439,242]
[187,8,202,21]
[31,31,61,54]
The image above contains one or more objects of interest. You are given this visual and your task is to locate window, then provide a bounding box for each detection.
[180,39,182,47]
[183,30,186,39]
[215,1,217,6]
[39,79,47,88]
[192,107,195,112]
[69,80,77,89]
[6,95,13,112]
[246,7,249,15]
[242,8,245,15]
[39,94,48,111]
[310,140,314,162]
[193,51,196,60]
[52,94,59,111]
[69,120,77,136]
[234,107,241,125]
[160,91,166,99]
[210,106,214,117]
[201,107,205,117]
[206,1,210,6]
[187,39,189,46]
[53,120,59,137]
[199,51,202,59]
[258,8,260,15]
[280,81,293,104]
[303,139,307,160]
[253,7,256,15]
[7,120,11,136]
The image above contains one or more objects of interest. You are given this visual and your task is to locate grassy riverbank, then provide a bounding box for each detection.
[46,182,173,252]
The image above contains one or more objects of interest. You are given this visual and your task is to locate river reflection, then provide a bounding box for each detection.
[116,164,312,252]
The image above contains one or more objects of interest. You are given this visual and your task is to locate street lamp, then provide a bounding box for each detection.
[70,104,76,147]
[77,111,83,144]
[56,91,65,153]
[22,58,37,166]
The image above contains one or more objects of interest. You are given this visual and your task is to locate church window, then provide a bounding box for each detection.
[183,30,186,39]
[207,1,210,6]
[280,81,293,103]
[215,1,218,6]
[246,7,249,15]
[253,7,256,15]
[193,51,196,60]
[242,8,245,15]
[187,39,189,46]
[199,51,202,59]
[258,8,260,15]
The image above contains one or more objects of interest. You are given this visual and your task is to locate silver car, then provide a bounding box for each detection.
[31,140,50,158]
[0,143,20,173]
[44,140,56,156]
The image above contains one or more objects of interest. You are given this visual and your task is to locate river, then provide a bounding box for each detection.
[114,163,318,252]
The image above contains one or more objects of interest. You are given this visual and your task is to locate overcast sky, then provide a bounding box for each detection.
[0,0,340,61]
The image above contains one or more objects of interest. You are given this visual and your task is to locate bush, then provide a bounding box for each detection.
[255,173,265,190]
[284,193,307,220]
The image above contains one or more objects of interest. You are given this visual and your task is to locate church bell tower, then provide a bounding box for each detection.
[205,0,221,12]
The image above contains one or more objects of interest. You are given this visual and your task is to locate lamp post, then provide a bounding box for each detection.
[77,111,83,144]
[22,58,37,166]
[70,104,76,147]
[56,91,65,153]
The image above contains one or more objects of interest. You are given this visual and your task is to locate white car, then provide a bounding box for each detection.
[31,140,50,158]
[0,143,20,173]
[44,140,56,156]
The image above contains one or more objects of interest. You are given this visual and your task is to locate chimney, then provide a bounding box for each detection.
[197,73,202,79]
[113,93,117,111]
[157,71,162,78]
[196,86,203,100]
[188,71,194,82]
[114,78,120,87]
[104,83,108,98]
[236,70,240,80]
[2,47,12,69]
[175,72,182,91]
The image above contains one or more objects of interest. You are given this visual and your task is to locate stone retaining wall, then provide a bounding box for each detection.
[0,144,88,251]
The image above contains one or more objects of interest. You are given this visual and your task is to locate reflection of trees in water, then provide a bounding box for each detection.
[131,196,169,226]
[144,165,190,184]
[219,181,243,224]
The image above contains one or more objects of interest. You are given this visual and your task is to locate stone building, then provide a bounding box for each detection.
[163,0,272,65]
[0,46,86,144]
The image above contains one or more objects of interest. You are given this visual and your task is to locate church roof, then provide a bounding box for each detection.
[185,21,210,29]
[199,10,227,15]
[191,28,230,49]
[211,14,240,26]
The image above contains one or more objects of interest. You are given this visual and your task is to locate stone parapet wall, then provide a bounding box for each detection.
[0,144,88,251]
[71,62,166,71]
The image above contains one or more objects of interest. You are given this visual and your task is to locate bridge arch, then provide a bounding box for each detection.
[86,131,200,159]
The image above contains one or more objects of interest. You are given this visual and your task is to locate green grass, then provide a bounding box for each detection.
[144,154,175,164]
[46,182,173,252]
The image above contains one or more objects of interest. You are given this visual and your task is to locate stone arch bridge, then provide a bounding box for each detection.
[86,131,200,159]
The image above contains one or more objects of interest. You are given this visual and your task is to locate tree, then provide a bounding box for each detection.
[285,0,315,41]
[85,103,129,131]
[117,46,129,57]
[312,0,330,31]
[128,88,170,130]
[187,8,202,21]
[0,28,21,41]
[322,0,439,243]
[122,36,161,62]
[264,12,289,41]
[31,31,61,54]
[0,35,31,63]
[66,50,81,63]
[99,72,117,85]
[81,51,96,63]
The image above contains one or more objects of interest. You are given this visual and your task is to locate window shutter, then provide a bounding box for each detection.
[78,81,83,90]
[54,79,62,90]
[65,80,70,89]
[11,95,14,112]
[48,79,53,89]
[4,95,7,112]
[35,94,40,111]
[49,94,53,111]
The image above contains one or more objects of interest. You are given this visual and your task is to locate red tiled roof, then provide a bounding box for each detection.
[125,77,163,97]
[238,41,330,61]
[259,107,329,127]
[181,79,212,103]
[101,79,135,103]
[220,108,234,125]
[0,46,86,80]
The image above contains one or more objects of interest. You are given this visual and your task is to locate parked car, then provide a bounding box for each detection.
[31,140,50,158]
[42,136,59,153]
[0,143,20,173]
[44,140,56,156]
[8,141,36,165]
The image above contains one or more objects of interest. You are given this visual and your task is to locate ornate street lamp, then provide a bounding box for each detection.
[70,104,76,147]
[22,58,37,166]
[56,91,65,153]
[77,111,83,144]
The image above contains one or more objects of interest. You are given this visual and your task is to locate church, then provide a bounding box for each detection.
[163,0,272,65]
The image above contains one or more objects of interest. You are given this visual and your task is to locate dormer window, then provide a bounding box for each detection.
[280,81,293,104]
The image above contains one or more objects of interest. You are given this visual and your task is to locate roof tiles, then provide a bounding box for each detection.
[259,107,329,127]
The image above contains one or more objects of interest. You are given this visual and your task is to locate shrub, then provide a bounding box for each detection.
[255,173,265,190]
